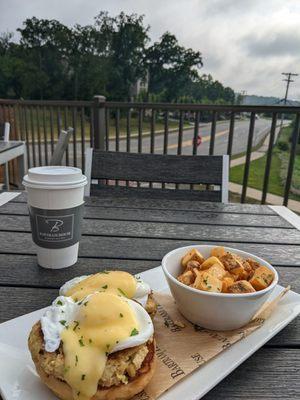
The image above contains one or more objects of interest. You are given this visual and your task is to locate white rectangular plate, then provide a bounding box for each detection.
[0,266,300,400]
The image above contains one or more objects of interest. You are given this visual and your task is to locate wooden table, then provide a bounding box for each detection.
[0,192,299,399]
[0,141,26,188]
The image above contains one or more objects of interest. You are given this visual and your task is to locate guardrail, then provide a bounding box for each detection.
[0,96,299,206]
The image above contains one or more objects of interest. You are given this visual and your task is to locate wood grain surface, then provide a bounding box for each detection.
[0,193,299,400]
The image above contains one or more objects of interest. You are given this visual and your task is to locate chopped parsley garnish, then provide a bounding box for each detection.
[77,391,80,396]
[118,288,127,297]
[57,300,63,306]
[74,297,78,302]
[105,352,109,356]
[79,338,85,347]
[89,338,93,344]
[75,355,78,366]
[73,321,80,331]
[130,328,139,336]
[84,301,89,307]
[81,374,85,381]
[120,313,124,318]
[64,366,70,374]
[106,344,110,349]
[59,320,67,326]
[102,285,108,289]
[99,270,109,274]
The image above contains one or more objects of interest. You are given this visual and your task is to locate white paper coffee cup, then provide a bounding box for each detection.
[23,166,87,269]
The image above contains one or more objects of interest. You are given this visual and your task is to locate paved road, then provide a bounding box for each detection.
[107,118,272,156]
[28,118,273,169]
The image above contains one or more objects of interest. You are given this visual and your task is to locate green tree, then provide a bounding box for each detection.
[0,12,236,104]
[146,32,202,101]
[95,12,149,100]
[17,17,71,99]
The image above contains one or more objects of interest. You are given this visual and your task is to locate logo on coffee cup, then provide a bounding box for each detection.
[46,219,64,233]
[29,205,84,249]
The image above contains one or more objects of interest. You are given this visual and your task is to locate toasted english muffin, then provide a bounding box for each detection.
[28,321,155,400]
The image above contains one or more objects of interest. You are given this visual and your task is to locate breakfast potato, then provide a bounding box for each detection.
[193,267,202,277]
[200,256,224,270]
[220,252,244,272]
[228,280,256,293]
[206,264,226,280]
[249,266,274,291]
[178,270,195,286]
[181,249,205,268]
[211,246,226,259]
[185,260,201,272]
[193,271,222,293]
[230,265,249,280]
[241,259,252,272]
[177,248,275,295]
[246,258,262,271]
[222,276,235,293]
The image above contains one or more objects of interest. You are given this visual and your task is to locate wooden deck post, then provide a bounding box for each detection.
[93,95,106,150]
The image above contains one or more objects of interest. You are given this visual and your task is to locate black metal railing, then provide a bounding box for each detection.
[0,96,300,207]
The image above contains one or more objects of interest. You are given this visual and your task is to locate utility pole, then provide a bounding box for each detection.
[280,72,298,128]
[282,72,298,104]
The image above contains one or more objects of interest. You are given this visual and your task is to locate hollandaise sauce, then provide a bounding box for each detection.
[60,292,140,400]
[65,271,137,302]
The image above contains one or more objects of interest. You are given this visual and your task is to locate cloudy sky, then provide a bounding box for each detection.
[1,0,300,99]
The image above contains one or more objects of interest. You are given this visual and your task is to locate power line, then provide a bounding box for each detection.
[281,72,298,104]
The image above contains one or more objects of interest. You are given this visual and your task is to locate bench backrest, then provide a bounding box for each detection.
[85,150,229,202]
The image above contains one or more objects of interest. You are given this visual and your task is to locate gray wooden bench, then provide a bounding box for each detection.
[85,149,229,202]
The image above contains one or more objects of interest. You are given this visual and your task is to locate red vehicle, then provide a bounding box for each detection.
[193,133,202,147]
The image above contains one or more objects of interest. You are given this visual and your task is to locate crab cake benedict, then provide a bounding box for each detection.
[28,286,155,400]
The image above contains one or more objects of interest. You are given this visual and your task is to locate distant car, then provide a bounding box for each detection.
[193,134,202,147]
[255,115,260,119]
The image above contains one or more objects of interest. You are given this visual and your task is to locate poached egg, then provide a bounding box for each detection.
[59,271,151,308]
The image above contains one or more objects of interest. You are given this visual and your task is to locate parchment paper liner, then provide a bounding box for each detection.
[135,287,290,400]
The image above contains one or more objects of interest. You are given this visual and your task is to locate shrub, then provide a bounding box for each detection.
[277,141,289,152]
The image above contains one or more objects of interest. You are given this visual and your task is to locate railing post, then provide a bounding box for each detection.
[261,113,277,204]
[241,112,256,203]
[283,113,300,206]
[93,95,106,150]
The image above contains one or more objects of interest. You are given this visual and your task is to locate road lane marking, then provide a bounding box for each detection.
[156,129,229,151]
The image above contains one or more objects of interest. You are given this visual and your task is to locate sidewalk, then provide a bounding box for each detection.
[229,124,300,213]
[229,182,300,213]
[230,124,282,167]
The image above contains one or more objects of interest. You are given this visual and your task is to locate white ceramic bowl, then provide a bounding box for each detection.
[162,245,278,331]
